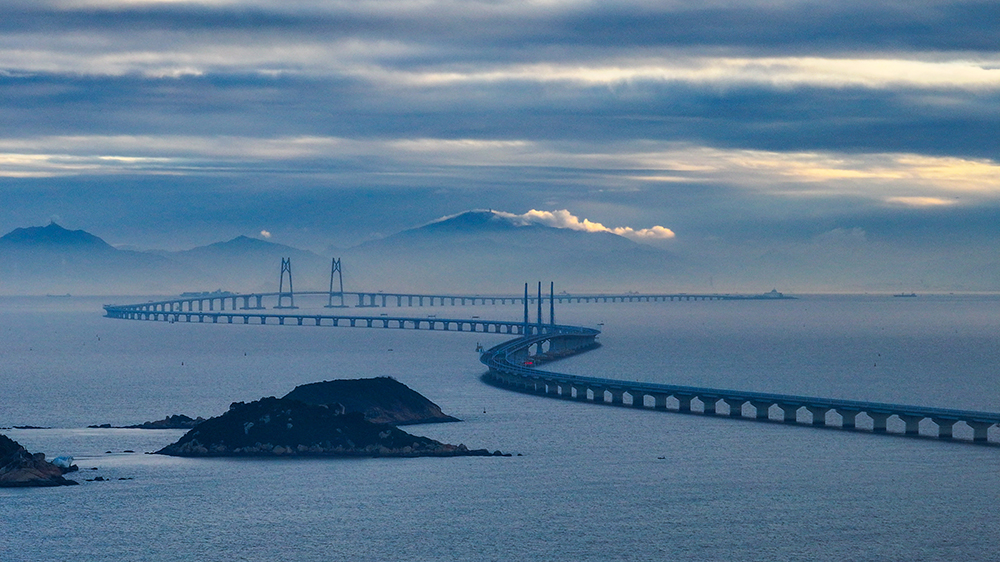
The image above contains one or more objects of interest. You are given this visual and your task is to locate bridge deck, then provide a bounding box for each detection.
[480,332,1000,441]
[104,294,999,444]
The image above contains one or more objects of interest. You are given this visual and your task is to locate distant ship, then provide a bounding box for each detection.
[742,289,793,299]
[893,293,917,298]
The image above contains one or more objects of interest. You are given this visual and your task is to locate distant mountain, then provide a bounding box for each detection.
[0,212,707,296]
[0,225,325,296]
[340,210,702,293]
[0,223,195,296]
[0,223,114,250]
[164,236,329,292]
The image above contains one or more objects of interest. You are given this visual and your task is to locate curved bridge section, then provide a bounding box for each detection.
[479,330,1000,445]
[105,294,999,445]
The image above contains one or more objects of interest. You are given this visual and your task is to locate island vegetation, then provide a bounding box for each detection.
[282,377,460,425]
[156,396,501,458]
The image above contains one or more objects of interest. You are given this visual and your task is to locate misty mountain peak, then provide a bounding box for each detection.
[195,235,310,256]
[0,222,114,250]
[422,210,533,232]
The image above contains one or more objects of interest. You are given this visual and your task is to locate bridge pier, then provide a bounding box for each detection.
[932,418,957,439]
[806,406,830,426]
[653,394,669,410]
[723,398,744,417]
[967,421,993,443]
[750,401,772,420]
[898,414,923,436]
[559,383,574,399]
[676,394,693,413]
[869,411,891,433]
[610,390,625,406]
[546,382,560,397]
[778,403,800,423]
[837,408,861,429]
[700,397,718,415]
[591,388,606,404]
[630,390,646,408]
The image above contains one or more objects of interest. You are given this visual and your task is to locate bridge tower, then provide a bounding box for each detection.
[523,283,529,333]
[537,282,543,325]
[325,257,347,308]
[550,281,555,326]
[275,257,298,309]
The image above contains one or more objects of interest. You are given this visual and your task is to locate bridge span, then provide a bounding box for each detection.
[103,304,550,336]
[125,289,788,315]
[104,292,999,446]
[480,331,1000,444]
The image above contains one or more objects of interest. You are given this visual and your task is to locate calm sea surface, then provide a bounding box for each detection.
[2,294,999,561]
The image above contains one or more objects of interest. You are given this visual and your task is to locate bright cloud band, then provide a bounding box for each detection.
[496,209,676,241]
[4,135,1000,211]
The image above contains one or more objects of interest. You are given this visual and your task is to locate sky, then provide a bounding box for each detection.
[1,0,999,291]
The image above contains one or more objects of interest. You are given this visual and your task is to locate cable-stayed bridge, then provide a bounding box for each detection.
[102,258,999,445]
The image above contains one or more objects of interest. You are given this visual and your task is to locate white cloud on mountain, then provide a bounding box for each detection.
[496,209,675,241]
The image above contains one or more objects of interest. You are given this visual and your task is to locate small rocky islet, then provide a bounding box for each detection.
[155,378,505,458]
[88,414,206,430]
[156,396,502,458]
[0,434,78,487]
[90,377,456,430]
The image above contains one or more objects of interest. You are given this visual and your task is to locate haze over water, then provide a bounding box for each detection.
[2,295,999,561]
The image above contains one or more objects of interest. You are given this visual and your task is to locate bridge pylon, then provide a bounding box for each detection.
[325,257,347,308]
[275,257,298,309]
[523,283,529,334]
[537,281,543,325]
[550,281,555,326]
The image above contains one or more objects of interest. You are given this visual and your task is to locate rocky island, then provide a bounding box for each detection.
[88,414,206,430]
[156,396,500,458]
[0,434,78,487]
[282,377,459,425]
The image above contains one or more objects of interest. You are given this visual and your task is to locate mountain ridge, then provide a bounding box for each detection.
[0,211,697,295]
[0,222,115,250]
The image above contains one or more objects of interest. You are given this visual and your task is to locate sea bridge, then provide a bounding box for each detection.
[119,289,783,315]
[103,305,545,336]
[480,331,1000,444]
[101,258,999,445]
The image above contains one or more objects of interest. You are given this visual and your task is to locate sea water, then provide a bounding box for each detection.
[1,295,999,561]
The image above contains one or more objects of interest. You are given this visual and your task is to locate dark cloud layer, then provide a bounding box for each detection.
[2,73,997,158]
[1,0,999,290]
[4,2,1000,55]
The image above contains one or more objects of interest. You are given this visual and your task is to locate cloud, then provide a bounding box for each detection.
[3,0,1000,291]
[884,196,957,208]
[259,229,271,238]
[372,58,1000,92]
[496,209,676,241]
[3,135,1000,209]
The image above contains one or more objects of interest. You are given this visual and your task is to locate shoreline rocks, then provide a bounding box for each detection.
[125,414,205,429]
[156,396,505,458]
[0,434,78,487]
[88,414,206,430]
